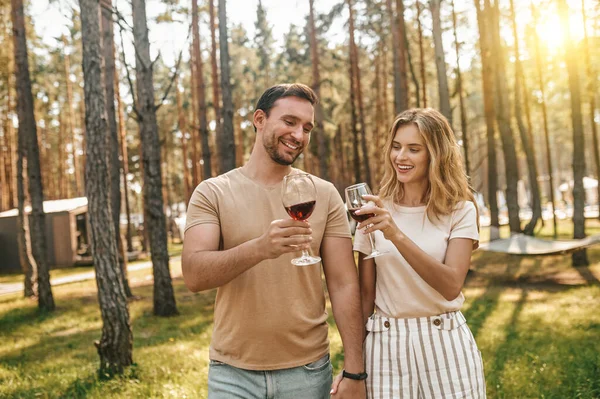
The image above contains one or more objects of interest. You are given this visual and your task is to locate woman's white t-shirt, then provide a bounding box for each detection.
[353,200,479,319]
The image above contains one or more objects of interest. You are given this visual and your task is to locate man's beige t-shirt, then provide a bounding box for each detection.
[184,167,351,370]
[354,200,479,319]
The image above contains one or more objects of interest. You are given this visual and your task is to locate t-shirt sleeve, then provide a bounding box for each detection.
[323,184,352,238]
[352,225,372,255]
[449,201,479,249]
[184,180,220,234]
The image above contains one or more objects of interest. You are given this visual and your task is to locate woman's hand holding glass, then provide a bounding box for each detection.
[354,194,401,242]
[345,183,389,259]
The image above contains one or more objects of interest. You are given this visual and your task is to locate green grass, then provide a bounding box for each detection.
[1,242,600,398]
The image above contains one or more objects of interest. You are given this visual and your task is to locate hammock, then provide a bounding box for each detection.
[478,233,600,255]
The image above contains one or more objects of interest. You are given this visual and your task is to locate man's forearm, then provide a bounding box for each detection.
[329,283,365,373]
[182,238,266,292]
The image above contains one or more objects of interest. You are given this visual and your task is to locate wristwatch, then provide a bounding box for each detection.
[342,369,368,381]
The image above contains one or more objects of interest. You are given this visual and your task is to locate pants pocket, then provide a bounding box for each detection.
[303,353,331,371]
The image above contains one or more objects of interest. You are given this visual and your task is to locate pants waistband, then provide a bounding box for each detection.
[366,311,467,332]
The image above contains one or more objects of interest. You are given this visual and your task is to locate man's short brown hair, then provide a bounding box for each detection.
[253,84,318,131]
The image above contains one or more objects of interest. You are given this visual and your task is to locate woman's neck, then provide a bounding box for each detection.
[398,182,428,206]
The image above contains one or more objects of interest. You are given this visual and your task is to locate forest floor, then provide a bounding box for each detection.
[1,225,599,398]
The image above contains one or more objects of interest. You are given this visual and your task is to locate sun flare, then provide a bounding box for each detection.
[535,12,586,53]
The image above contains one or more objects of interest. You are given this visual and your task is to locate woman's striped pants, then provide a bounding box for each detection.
[364,311,486,398]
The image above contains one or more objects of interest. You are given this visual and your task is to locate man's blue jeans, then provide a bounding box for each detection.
[207,353,332,398]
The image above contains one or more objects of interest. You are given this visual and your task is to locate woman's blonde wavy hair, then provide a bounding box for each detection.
[378,108,479,228]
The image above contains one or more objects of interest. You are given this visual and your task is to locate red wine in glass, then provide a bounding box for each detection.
[282,173,321,266]
[348,208,375,223]
[286,201,316,221]
[345,183,388,259]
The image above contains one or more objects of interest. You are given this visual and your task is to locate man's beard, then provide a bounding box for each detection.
[264,136,302,166]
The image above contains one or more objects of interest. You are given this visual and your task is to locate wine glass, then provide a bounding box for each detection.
[282,173,321,266]
[345,183,388,259]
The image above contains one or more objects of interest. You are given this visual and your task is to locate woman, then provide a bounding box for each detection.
[332,108,485,398]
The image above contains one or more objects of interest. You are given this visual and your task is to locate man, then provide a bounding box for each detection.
[182,83,366,398]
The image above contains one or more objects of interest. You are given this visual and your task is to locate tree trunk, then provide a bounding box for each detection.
[416,0,427,108]
[17,134,36,297]
[558,0,588,265]
[582,0,600,222]
[79,0,133,375]
[387,0,407,113]
[208,0,222,169]
[475,0,499,239]
[348,0,372,188]
[192,0,212,180]
[374,46,384,185]
[62,35,81,198]
[115,65,134,253]
[2,56,15,210]
[509,0,541,236]
[218,0,236,173]
[349,52,360,185]
[58,110,66,198]
[309,0,328,180]
[430,0,452,126]
[132,0,179,315]
[188,45,200,183]
[11,0,55,311]
[530,1,557,238]
[102,0,132,298]
[176,75,192,201]
[403,21,421,109]
[451,0,470,176]
[489,0,521,234]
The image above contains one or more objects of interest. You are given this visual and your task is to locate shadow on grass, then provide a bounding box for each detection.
[486,289,528,393]
[463,284,502,340]
[0,305,56,335]
[483,288,600,398]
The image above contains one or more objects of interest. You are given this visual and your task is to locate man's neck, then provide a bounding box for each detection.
[242,153,292,187]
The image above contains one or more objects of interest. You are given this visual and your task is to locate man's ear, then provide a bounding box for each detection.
[253,109,266,131]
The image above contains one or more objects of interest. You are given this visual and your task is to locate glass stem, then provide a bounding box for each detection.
[367,232,378,253]
[301,249,310,258]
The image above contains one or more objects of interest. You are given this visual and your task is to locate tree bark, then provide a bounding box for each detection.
[188,45,200,183]
[2,49,15,211]
[475,0,499,239]
[11,0,55,311]
[58,110,66,198]
[101,0,132,298]
[581,0,600,222]
[79,0,133,375]
[176,75,192,201]
[62,35,81,198]
[489,0,521,234]
[558,0,588,265]
[309,0,328,180]
[16,132,36,297]
[451,0,470,176]
[386,0,407,113]
[348,0,372,188]
[218,0,236,173]
[192,0,212,180]
[416,0,427,108]
[115,65,134,253]
[208,0,222,168]
[132,0,179,315]
[509,0,541,236]
[430,0,452,126]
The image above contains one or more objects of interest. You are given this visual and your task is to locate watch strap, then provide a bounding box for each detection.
[342,369,368,381]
